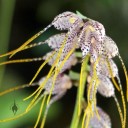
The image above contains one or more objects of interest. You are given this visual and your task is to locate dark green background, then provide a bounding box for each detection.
[0,0,128,128]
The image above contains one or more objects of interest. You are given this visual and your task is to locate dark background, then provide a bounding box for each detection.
[0,0,128,128]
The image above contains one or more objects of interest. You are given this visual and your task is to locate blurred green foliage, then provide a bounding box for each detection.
[0,0,16,85]
[0,0,128,128]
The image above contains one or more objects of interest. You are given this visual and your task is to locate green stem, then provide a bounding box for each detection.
[0,0,16,85]
[70,55,89,128]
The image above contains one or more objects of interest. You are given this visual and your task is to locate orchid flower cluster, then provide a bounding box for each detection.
[0,11,128,128]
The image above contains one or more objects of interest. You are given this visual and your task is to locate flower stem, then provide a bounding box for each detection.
[70,55,89,128]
